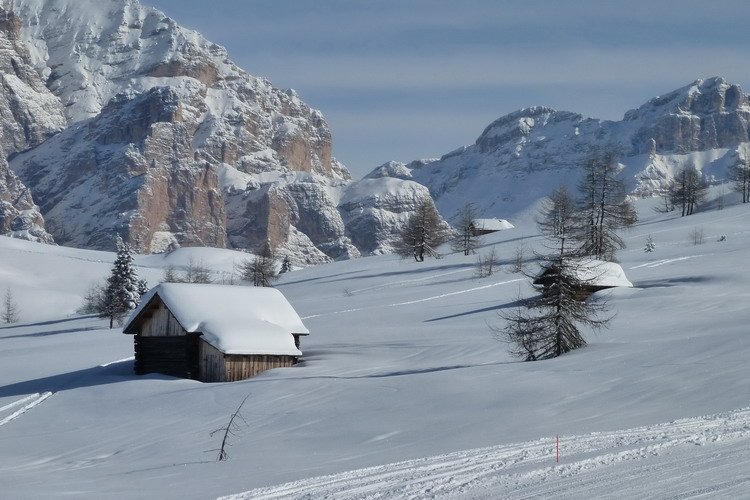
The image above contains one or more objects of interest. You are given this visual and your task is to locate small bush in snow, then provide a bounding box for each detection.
[184,258,213,283]
[510,238,527,273]
[690,227,705,245]
[644,234,656,253]
[238,242,278,287]
[475,246,498,278]
[2,288,20,324]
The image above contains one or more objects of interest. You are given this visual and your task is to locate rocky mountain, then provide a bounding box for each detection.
[0,8,61,242]
[375,77,750,220]
[0,155,51,242]
[0,0,748,264]
[339,161,437,255]
[0,0,356,263]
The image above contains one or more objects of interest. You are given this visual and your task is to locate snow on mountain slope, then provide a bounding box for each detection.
[379,77,750,220]
[0,0,357,262]
[1,193,750,498]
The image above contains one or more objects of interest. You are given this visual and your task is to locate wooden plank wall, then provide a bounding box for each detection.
[141,303,186,337]
[134,335,199,378]
[199,340,226,383]
[223,354,297,382]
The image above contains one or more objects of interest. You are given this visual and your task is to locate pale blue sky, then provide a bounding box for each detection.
[144,0,750,177]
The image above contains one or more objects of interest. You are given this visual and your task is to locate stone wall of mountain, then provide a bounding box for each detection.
[0,0,356,264]
[0,7,61,242]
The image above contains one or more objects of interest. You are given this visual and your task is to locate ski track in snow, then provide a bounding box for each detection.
[0,392,54,427]
[0,357,130,429]
[629,254,706,270]
[302,278,525,320]
[221,407,750,500]
[349,269,473,294]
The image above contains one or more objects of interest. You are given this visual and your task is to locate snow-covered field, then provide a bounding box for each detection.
[1,197,750,499]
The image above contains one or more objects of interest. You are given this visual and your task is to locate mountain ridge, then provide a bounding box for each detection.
[373,76,750,220]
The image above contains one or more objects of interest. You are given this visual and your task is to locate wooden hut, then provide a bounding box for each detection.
[533,259,633,299]
[469,218,514,236]
[123,283,309,382]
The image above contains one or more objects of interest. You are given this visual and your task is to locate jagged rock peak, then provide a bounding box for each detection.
[476,106,585,154]
[624,77,749,122]
[624,76,750,154]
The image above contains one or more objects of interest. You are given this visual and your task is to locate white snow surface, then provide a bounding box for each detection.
[1,193,750,498]
[125,283,305,356]
[541,259,634,288]
[471,218,515,231]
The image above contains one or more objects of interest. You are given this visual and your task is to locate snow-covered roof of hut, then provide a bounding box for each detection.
[124,283,307,356]
[470,218,515,231]
[538,259,633,288]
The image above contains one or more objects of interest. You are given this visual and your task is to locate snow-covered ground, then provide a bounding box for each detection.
[1,197,750,499]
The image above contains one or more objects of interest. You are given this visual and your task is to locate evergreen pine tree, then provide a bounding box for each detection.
[137,279,149,296]
[279,256,293,274]
[101,236,143,328]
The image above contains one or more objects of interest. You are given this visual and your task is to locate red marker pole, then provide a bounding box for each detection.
[556,435,559,463]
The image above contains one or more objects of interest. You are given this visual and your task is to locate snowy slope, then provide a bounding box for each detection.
[1,191,750,498]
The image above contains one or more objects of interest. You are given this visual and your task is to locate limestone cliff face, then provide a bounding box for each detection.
[340,167,437,255]
[0,154,52,242]
[0,8,62,243]
[226,175,359,265]
[1,0,354,261]
[0,9,65,154]
[625,78,750,154]
[11,87,225,251]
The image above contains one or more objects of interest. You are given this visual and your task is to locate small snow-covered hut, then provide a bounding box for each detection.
[533,260,633,298]
[469,218,514,236]
[123,283,309,382]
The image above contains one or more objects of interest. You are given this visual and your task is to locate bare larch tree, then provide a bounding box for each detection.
[498,186,610,360]
[670,163,708,216]
[395,199,451,262]
[450,202,480,256]
[239,242,278,287]
[576,146,637,261]
[727,153,750,204]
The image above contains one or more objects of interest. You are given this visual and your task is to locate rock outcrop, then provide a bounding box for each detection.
[0,8,62,243]
[2,0,355,260]
[0,154,51,242]
[340,173,437,255]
